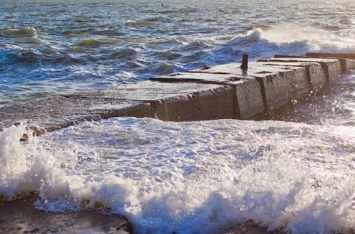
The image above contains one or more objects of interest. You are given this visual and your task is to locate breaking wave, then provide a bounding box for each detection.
[2,119,355,233]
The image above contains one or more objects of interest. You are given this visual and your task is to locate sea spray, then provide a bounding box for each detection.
[0,123,73,200]
[2,1,355,233]
[2,0,355,107]
[0,124,31,198]
[2,119,355,233]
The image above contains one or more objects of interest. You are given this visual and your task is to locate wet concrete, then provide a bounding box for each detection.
[270,56,342,80]
[2,54,354,134]
[151,70,265,120]
[0,95,151,137]
[94,80,235,121]
[1,53,355,233]
[0,199,132,234]
[0,81,234,134]
[258,61,326,95]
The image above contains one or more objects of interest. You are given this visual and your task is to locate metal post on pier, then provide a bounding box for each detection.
[240,53,249,70]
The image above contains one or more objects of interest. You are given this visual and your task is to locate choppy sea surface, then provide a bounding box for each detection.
[1,0,355,233]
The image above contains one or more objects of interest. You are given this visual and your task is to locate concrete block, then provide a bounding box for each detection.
[103,81,234,121]
[339,58,355,73]
[306,52,355,60]
[270,57,341,80]
[190,62,292,116]
[5,54,353,136]
[152,84,234,121]
[234,78,265,119]
[151,70,265,120]
[306,62,327,93]
[260,60,328,94]
[190,62,285,75]
[0,80,234,132]
[254,73,290,117]
[305,53,355,72]
[0,96,151,134]
[258,62,309,100]
[280,67,309,100]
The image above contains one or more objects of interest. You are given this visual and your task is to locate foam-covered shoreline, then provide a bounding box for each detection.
[0,197,133,234]
[2,54,354,137]
[0,200,276,234]
[4,54,355,231]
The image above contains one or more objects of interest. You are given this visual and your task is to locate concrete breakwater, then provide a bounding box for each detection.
[1,53,355,136]
[1,53,355,234]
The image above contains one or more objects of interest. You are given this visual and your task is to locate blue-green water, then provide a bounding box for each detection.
[2,0,355,107]
[2,1,355,233]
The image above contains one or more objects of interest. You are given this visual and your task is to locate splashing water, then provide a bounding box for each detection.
[1,0,355,107]
[2,0,355,233]
[1,117,355,233]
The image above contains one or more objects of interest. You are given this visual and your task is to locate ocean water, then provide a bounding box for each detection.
[1,0,355,233]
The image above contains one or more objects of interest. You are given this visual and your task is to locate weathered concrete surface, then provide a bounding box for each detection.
[338,58,355,73]
[257,62,309,100]
[234,78,265,119]
[258,61,326,95]
[306,52,355,60]
[271,56,342,81]
[90,80,234,121]
[189,62,294,118]
[0,55,354,133]
[161,62,308,119]
[305,53,355,73]
[151,71,265,119]
[152,84,234,121]
[0,81,232,133]
[2,55,352,135]
[188,60,334,110]
[0,199,132,234]
[0,96,151,135]
[255,73,290,119]
[1,53,355,234]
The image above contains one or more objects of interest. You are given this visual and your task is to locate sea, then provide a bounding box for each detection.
[1,0,355,233]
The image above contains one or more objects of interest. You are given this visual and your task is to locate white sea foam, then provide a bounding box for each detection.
[2,0,355,107]
[1,119,355,233]
[256,22,355,54]
[2,1,355,233]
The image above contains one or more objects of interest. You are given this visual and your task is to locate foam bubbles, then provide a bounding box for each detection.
[256,22,355,54]
[0,124,31,198]
[0,123,74,200]
[2,119,355,233]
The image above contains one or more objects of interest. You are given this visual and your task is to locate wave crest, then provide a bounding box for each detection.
[76,39,101,48]
[0,27,37,38]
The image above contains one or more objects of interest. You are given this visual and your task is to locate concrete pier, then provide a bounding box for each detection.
[1,53,355,233]
[1,53,355,135]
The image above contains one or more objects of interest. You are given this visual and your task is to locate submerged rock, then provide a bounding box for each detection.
[0,199,133,234]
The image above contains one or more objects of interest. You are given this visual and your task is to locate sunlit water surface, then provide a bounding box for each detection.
[2,0,355,233]
[1,0,355,106]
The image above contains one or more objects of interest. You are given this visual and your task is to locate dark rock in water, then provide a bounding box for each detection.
[220,221,284,234]
[0,199,133,234]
